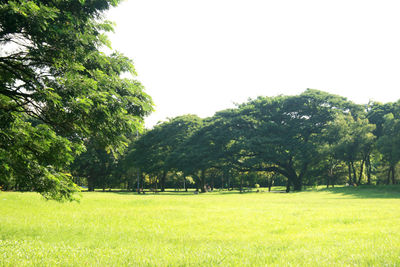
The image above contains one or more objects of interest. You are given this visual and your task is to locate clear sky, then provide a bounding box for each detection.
[106,0,400,128]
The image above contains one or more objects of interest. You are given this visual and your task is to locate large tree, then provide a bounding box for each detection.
[225,89,351,191]
[0,0,153,200]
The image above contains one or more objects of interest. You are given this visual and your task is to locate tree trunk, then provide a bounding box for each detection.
[351,161,357,185]
[200,170,206,193]
[268,177,273,192]
[357,159,365,185]
[88,177,95,191]
[391,165,396,184]
[366,155,372,185]
[387,167,391,185]
[240,176,243,193]
[285,179,291,193]
[160,171,166,192]
[348,162,352,185]
[293,177,302,191]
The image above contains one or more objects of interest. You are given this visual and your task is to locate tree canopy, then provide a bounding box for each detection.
[0,0,153,200]
[122,90,400,193]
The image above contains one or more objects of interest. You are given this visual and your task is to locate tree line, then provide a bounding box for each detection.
[2,1,400,199]
[71,89,400,193]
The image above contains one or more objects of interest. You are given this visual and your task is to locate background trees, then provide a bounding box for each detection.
[2,0,399,195]
[121,90,400,193]
[376,103,400,184]
[125,115,202,192]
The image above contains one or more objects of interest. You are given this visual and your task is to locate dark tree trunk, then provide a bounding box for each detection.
[88,177,95,191]
[351,161,357,185]
[326,176,330,188]
[357,159,365,185]
[348,162,352,185]
[160,170,166,192]
[240,176,243,193]
[366,155,372,185]
[228,174,233,191]
[293,177,302,191]
[391,165,396,184]
[285,179,291,193]
[387,167,391,185]
[268,177,273,192]
[200,170,206,193]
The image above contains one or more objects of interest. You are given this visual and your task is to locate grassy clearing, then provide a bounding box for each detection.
[1,186,400,266]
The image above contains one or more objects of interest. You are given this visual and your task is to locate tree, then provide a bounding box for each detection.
[225,89,351,191]
[377,105,400,184]
[169,111,247,192]
[126,115,202,192]
[368,101,399,184]
[0,0,153,200]
[326,113,376,185]
[71,139,118,192]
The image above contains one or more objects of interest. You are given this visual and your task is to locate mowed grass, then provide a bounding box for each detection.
[1,186,400,266]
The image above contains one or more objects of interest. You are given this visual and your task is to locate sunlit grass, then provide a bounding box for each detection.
[1,186,400,266]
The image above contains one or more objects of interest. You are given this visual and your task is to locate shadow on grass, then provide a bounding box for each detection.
[81,188,286,196]
[81,185,400,198]
[320,185,400,199]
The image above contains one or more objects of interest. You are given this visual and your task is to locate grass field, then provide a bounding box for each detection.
[1,186,400,266]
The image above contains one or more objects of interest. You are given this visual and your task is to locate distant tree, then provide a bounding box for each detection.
[170,110,248,192]
[71,140,120,192]
[0,0,153,200]
[326,113,376,185]
[376,103,400,184]
[367,101,400,184]
[126,115,202,192]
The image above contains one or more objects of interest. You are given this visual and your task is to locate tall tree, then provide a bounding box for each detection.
[0,0,153,200]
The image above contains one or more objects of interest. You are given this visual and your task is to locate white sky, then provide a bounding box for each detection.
[106,0,400,128]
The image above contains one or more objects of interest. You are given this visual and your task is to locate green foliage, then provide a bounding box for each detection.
[0,0,153,200]
[124,89,400,192]
[222,89,353,190]
[125,115,202,191]
[377,108,400,166]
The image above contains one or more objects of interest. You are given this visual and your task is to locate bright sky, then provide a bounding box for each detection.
[106,0,400,128]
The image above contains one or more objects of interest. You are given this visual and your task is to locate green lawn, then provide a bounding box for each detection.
[1,186,400,266]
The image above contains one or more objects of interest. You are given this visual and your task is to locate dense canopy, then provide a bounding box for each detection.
[123,90,400,193]
[2,2,400,197]
[0,0,153,200]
